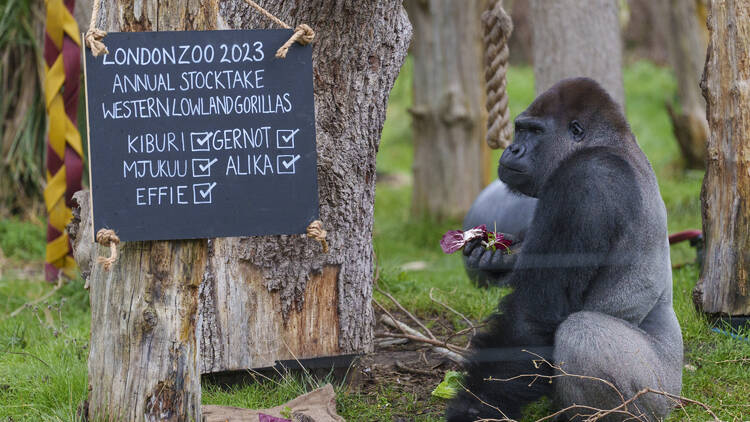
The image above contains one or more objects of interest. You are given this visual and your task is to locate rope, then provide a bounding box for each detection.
[242,0,315,58]
[85,0,108,57]
[44,0,83,282]
[96,229,120,271]
[306,220,329,254]
[84,0,315,57]
[482,0,513,149]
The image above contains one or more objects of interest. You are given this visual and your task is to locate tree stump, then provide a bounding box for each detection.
[693,0,750,317]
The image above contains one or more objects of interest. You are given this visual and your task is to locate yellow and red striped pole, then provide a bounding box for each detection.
[43,0,83,281]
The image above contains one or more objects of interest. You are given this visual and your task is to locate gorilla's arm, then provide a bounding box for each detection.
[448,149,643,421]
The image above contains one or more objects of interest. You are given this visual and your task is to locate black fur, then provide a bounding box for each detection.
[446,78,682,421]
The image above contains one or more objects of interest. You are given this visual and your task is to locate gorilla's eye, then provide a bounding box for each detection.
[569,120,585,141]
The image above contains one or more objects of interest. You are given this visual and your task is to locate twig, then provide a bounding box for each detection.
[429,288,479,348]
[375,284,436,340]
[378,330,467,355]
[476,350,719,422]
[6,278,66,318]
[445,323,487,346]
[711,357,750,364]
[395,360,433,376]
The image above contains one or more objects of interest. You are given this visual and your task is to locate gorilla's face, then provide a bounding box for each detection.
[498,78,628,198]
[498,113,584,198]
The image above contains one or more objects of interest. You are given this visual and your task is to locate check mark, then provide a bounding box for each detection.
[199,182,216,198]
[282,155,301,169]
[198,158,218,172]
[195,133,211,146]
[281,129,299,144]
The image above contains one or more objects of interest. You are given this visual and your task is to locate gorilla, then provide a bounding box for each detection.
[446,78,683,421]
[462,181,536,287]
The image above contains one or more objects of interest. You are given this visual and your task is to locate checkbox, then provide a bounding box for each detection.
[277,154,301,174]
[193,182,216,204]
[276,129,299,149]
[192,158,218,178]
[190,132,212,152]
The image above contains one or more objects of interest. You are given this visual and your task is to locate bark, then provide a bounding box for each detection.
[530,0,625,108]
[693,0,750,316]
[195,0,411,373]
[71,190,206,422]
[666,0,709,169]
[406,0,491,220]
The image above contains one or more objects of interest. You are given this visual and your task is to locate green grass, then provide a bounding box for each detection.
[2,60,748,421]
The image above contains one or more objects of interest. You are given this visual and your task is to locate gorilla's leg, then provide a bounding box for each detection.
[553,311,681,422]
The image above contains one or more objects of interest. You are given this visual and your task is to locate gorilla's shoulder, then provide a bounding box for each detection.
[541,146,642,214]
[553,146,638,187]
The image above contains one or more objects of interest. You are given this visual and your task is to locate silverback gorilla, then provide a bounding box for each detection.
[446,78,683,421]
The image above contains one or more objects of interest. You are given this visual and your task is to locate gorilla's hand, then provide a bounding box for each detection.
[463,235,520,273]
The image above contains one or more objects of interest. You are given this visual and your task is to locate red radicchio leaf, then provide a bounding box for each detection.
[440,224,488,254]
[489,232,513,251]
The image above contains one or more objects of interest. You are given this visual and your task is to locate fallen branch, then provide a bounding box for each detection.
[375,284,436,340]
[395,360,433,376]
[377,312,467,364]
[429,288,478,348]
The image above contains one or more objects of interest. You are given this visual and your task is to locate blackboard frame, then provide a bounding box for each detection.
[83,29,319,242]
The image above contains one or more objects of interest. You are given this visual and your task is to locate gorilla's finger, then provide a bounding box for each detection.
[463,239,482,256]
[478,248,495,269]
[467,244,485,267]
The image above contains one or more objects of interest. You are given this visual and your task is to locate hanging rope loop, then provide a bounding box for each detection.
[306,220,329,254]
[96,228,120,271]
[482,0,513,149]
[242,0,315,58]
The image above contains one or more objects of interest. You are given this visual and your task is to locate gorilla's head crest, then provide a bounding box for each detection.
[497,77,633,198]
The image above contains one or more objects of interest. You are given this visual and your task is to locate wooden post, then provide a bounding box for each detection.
[71,2,218,420]
[693,0,750,317]
[405,0,491,220]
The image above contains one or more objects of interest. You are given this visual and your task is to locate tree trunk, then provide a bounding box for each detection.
[530,0,625,108]
[197,1,411,373]
[406,0,491,220]
[666,0,709,169]
[72,1,411,419]
[693,0,750,317]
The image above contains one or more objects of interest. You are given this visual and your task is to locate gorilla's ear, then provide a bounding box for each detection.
[569,120,585,142]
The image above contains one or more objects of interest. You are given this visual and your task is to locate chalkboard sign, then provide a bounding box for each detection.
[83,30,318,242]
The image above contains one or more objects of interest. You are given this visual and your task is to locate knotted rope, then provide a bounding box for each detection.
[242,0,315,58]
[96,229,120,271]
[85,0,314,58]
[306,220,329,254]
[482,0,513,149]
[85,0,108,57]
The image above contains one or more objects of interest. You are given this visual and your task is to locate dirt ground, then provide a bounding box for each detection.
[345,310,467,420]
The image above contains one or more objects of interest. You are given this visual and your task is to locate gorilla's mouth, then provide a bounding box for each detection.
[499,164,525,174]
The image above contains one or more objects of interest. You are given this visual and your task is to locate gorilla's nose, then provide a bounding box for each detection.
[507,144,526,158]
